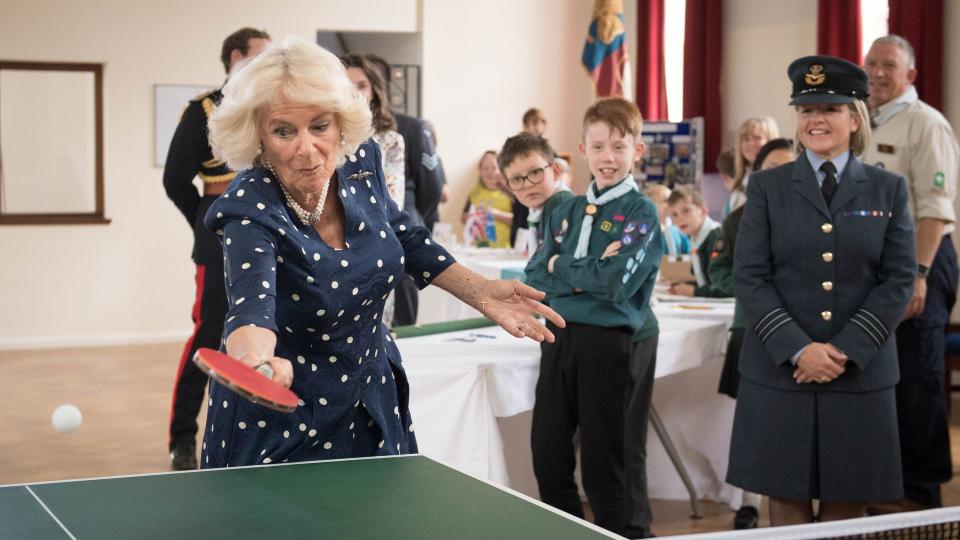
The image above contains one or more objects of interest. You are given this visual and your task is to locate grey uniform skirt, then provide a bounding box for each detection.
[726,377,903,502]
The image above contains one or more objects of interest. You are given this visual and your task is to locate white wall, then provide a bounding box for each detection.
[722,0,816,147]
[422,0,597,223]
[0,0,597,348]
[0,0,418,349]
[3,0,959,348]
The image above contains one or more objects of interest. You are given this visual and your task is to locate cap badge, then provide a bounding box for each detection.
[805,64,826,86]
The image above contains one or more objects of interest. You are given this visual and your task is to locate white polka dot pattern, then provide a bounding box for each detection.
[200,143,454,467]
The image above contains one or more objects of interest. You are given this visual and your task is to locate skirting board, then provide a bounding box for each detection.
[0,330,191,351]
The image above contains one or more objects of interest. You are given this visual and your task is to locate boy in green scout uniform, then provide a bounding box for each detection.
[666,184,728,298]
[498,133,574,255]
[525,97,662,538]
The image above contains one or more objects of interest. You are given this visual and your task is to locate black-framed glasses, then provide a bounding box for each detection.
[506,162,552,190]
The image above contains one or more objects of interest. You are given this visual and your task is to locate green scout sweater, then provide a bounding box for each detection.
[540,189,576,229]
[525,182,663,335]
[689,227,730,298]
[533,190,575,245]
[706,206,745,328]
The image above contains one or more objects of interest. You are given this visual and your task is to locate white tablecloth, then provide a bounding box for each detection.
[418,248,528,324]
[653,300,736,325]
[399,316,740,505]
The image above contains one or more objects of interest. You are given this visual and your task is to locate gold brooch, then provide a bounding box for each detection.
[346,170,373,181]
[585,204,598,216]
[805,64,825,86]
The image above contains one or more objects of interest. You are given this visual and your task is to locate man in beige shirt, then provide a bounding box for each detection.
[862,35,959,510]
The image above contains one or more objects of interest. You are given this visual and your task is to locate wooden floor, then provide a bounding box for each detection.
[2,341,959,536]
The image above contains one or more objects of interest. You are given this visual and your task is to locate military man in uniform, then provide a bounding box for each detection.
[162,27,270,470]
[862,35,960,510]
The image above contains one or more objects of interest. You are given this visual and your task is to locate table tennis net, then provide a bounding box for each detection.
[671,507,960,540]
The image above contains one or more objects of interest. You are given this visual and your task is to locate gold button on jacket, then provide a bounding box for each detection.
[821,310,832,321]
[822,223,833,233]
[822,252,834,262]
[822,281,833,291]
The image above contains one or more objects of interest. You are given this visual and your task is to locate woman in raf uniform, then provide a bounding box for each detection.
[727,56,916,525]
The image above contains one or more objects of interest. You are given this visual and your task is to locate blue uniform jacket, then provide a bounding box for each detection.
[734,152,916,392]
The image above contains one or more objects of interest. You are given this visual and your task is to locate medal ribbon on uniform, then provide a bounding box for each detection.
[573,176,638,259]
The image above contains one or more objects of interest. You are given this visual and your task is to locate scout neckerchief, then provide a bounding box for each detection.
[871,85,917,127]
[662,222,678,255]
[573,176,638,259]
[526,185,571,255]
[690,215,719,286]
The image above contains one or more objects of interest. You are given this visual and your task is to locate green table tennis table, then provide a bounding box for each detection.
[0,454,623,539]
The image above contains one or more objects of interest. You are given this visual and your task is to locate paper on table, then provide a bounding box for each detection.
[659,255,693,282]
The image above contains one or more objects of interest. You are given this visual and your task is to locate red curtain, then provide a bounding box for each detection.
[816,0,862,63]
[888,0,943,110]
[635,0,668,121]
[683,0,723,173]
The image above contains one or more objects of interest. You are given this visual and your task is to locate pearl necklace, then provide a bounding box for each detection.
[279,178,330,226]
[260,154,331,226]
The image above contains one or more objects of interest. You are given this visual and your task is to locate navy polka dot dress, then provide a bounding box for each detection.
[200,141,454,467]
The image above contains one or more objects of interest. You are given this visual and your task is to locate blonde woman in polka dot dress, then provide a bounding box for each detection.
[201,36,564,468]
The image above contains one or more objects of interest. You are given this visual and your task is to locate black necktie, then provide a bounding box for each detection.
[820,161,838,206]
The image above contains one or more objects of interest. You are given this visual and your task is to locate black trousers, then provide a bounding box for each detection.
[392,275,419,327]
[169,258,227,451]
[531,322,657,537]
[896,235,958,507]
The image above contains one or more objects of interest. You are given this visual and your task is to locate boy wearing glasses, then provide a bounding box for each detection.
[498,133,574,255]
[524,97,662,538]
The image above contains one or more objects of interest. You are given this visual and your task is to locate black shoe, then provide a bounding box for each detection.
[734,505,758,529]
[170,443,197,471]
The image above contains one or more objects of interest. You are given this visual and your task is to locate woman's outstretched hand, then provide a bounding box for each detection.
[479,279,566,342]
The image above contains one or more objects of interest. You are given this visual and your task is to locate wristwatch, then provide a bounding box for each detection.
[918,263,931,279]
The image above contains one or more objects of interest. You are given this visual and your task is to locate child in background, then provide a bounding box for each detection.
[644,183,691,257]
[522,107,548,136]
[461,150,513,247]
[525,97,662,538]
[666,185,727,297]
[498,133,574,255]
[511,109,550,245]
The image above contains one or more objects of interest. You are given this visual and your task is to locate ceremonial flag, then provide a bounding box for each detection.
[582,0,630,98]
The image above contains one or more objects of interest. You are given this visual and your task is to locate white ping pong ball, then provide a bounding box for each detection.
[52,404,83,433]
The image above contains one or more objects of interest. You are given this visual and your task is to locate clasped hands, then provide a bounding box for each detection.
[793,342,848,384]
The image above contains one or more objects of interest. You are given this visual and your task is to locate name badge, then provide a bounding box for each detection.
[877,144,895,154]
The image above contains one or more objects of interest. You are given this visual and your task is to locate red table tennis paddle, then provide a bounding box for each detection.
[193,348,299,413]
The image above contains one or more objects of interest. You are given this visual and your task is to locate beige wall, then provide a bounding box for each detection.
[423,0,596,225]
[2,0,959,348]
[722,0,816,147]
[0,0,418,348]
[0,0,595,348]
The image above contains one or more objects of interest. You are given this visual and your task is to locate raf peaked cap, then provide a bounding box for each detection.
[788,55,869,105]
